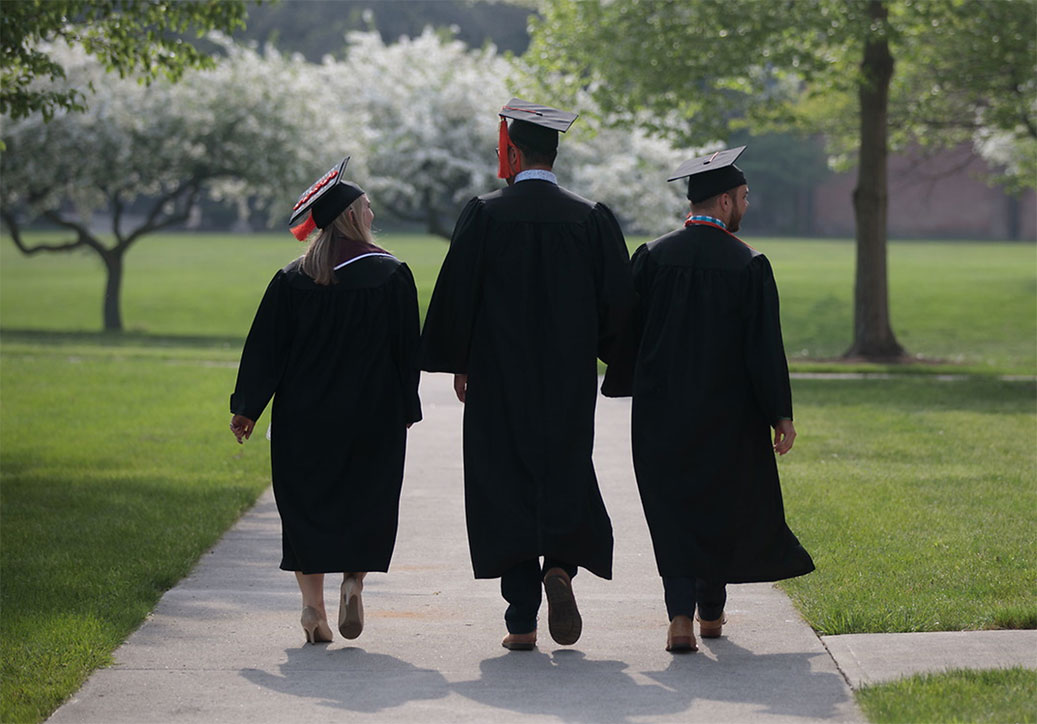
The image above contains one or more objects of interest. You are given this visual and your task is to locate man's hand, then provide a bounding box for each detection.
[773,419,796,455]
[230,414,255,444]
[453,374,467,403]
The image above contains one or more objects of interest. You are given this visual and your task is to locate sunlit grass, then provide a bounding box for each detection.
[779,377,1036,634]
[856,668,1037,724]
[0,353,271,723]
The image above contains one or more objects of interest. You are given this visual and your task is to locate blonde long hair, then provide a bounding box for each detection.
[300,194,374,285]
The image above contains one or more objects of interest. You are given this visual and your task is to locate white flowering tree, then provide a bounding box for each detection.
[324,29,690,239]
[562,120,698,238]
[1,39,333,331]
[327,29,511,238]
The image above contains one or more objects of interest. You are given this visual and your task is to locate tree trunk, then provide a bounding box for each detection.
[422,188,452,239]
[102,250,124,332]
[845,0,905,360]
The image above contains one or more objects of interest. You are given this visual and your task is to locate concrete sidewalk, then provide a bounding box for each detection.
[46,373,1025,724]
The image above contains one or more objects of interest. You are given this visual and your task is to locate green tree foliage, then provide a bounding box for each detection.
[527,0,1036,359]
[0,0,247,120]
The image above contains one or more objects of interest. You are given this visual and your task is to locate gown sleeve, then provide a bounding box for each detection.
[391,263,424,424]
[601,243,654,397]
[419,198,487,374]
[589,202,634,365]
[743,253,793,423]
[229,270,294,421]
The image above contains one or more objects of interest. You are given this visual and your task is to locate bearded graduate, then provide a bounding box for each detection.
[602,147,814,653]
[229,157,422,645]
[420,99,634,651]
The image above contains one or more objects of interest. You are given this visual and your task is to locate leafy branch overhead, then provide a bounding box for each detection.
[0,0,247,120]
[528,0,1035,184]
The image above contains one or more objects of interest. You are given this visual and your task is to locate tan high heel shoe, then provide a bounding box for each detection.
[301,606,333,644]
[339,574,365,639]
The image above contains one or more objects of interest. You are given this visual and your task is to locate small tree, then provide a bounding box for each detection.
[1,40,335,331]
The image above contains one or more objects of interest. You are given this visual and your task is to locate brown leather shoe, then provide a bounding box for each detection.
[502,631,537,651]
[543,567,582,645]
[666,615,698,653]
[697,613,725,639]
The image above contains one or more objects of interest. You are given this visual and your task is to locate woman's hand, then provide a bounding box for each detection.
[230,414,255,444]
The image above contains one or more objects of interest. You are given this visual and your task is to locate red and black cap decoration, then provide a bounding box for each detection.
[497,98,578,179]
[668,146,748,203]
[289,156,365,241]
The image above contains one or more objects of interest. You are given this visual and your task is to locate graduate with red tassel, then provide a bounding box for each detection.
[420,99,634,652]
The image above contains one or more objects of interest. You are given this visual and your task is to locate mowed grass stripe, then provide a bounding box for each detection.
[3,234,1036,374]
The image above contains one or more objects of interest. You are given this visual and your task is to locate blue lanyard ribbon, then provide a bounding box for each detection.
[686,214,727,229]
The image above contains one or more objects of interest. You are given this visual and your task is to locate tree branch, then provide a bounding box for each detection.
[1,209,88,255]
[124,181,202,247]
[1,207,105,256]
[40,211,109,255]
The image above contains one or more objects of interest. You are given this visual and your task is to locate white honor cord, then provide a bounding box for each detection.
[333,252,398,270]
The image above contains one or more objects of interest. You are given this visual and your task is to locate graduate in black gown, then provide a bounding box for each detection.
[602,147,814,653]
[420,99,633,651]
[229,157,422,645]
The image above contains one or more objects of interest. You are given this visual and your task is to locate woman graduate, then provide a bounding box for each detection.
[229,157,422,644]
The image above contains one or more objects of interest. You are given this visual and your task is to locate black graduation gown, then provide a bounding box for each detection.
[230,254,422,574]
[420,180,633,579]
[602,223,814,583]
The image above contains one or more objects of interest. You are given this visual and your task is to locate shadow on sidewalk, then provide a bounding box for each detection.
[452,642,851,723]
[240,646,449,713]
[643,638,852,720]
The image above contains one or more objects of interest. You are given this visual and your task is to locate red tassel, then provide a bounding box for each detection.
[290,214,317,241]
[498,119,516,179]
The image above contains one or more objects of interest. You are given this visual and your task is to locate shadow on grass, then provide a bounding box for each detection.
[792,376,1037,415]
[0,327,245,350]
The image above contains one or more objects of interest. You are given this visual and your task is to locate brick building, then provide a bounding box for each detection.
[812,145,1036,240]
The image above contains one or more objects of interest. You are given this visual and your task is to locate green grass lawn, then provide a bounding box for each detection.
[1,231,1035,723]
[780,376,1036,634]
[0,352,271,723]
[857,668,1037,724]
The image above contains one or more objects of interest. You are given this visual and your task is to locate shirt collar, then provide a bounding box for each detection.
[514,169,558,185]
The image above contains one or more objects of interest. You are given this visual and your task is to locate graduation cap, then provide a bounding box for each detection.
[497,98,578,178]
[668,146,748,203]
[288,157,365,241]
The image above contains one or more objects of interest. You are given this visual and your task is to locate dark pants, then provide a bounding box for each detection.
[662,576,726,622]
[501,558,577,634]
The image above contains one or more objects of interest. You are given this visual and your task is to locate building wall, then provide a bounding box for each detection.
[812,145,1036,240]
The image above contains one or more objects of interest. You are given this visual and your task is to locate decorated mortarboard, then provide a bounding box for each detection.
[497,98,578,178]
[288,156,366,241]
[668,146,748,203]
